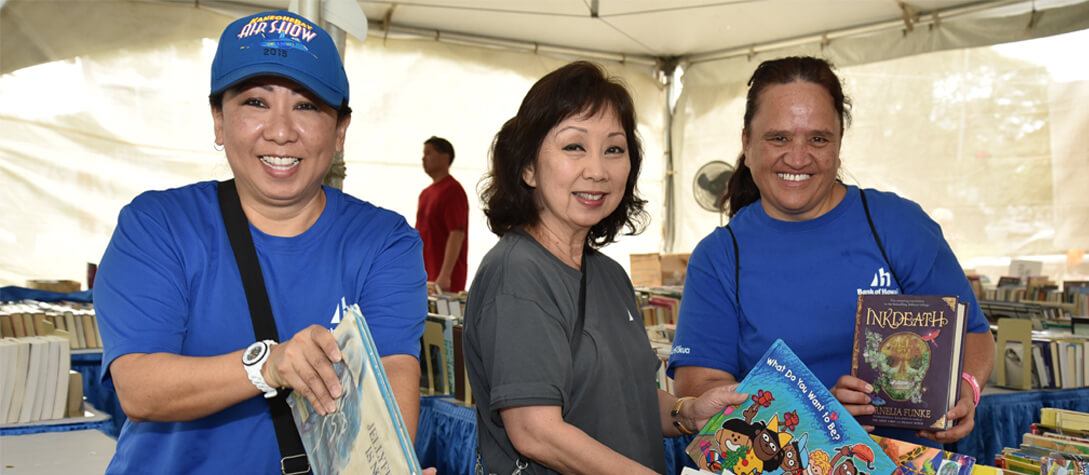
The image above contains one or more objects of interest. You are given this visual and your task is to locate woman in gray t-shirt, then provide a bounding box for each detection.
[464,61,747,475]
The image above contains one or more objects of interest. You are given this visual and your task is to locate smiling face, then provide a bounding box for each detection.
[717,427,751,452]
[522,107,631,242]
[212,76,349,211]
[752,426,781,461]
[742,80,844,221]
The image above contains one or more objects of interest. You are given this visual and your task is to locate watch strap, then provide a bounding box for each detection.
[246,340,279,398]
[961,372,981,407]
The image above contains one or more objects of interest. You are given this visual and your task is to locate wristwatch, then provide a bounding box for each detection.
[243,340,279,399]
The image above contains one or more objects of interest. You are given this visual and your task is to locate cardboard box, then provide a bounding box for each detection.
[26,280,82,293]
[630,253,690,287]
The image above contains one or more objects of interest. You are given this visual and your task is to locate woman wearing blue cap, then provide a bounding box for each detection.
[94,10,427,473]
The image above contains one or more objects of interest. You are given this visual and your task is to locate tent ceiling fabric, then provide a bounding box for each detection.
[4,0,1086,75]
[356,0,1011,58]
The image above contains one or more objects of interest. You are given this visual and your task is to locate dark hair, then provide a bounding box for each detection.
[480,61,648,248]
[424,136,456,165]
[721,417,757,436]
[721,56,851,217]
[208,90,352,120]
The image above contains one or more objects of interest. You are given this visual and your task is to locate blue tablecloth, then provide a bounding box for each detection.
[415,396,695,475]
[70,350,124,438]
[63,352,1089,473]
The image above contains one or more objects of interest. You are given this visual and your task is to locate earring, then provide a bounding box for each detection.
[214,143,224,152]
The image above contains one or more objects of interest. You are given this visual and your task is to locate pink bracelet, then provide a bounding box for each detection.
[961,372,981,407]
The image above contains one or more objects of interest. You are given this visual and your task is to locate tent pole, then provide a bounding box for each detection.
[660,58,680,254]
[298,0,350,190]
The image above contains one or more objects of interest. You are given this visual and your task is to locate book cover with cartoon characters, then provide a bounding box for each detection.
[851,295,968,431]
[287,300,422,475]
[871,434,975,475]
[686,339,897,475]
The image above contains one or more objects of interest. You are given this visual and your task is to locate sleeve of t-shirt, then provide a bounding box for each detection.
[878,194,990,334]
[94,200,191,388]
[441,182,469,232]
[480,293,570,417]
[358,216,428,358]
[667,229,740,378]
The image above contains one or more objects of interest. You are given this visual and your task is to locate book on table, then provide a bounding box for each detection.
[686,339,897,475]
[871,434,975,475]
[851,294,969,431]
[286,300,422,475]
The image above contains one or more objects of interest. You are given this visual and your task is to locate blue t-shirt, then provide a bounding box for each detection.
[668,185,989,445]
[94,181,427,474]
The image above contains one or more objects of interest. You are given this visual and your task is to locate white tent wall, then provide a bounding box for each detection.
[3,0,1089,288]
[673,1,1089,282]
[0,3,666,287]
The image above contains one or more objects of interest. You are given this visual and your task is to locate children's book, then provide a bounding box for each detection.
[851,295,968,430]
[287,300,422,475]
[686,339,897,475]
[871,434,975,475]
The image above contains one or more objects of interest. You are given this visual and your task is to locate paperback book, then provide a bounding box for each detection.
[851,295,968,430]
[686,339,897,475]
[287,300,422,475]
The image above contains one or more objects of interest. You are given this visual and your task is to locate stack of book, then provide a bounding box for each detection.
[0,336,83,424]
[996,323,1089,390]
[427,292,465,318]
[0,300,101,350]
[993,408,1089,473]
[636,287,682,326]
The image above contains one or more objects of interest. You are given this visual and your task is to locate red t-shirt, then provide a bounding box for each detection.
[415,175,469,292]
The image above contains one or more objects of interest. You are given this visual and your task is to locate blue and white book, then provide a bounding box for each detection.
[686,339,897,475]
[287,300,422,475]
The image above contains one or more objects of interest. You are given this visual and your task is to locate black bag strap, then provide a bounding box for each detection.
[217,179,311,475]
[571,247,588,353]
[725,224,740,306]
[858,187,904,291]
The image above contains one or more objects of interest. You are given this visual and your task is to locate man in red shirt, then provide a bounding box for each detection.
[416,136,468,293]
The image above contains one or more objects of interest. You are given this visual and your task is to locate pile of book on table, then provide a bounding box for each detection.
[0,335,83,424]
[994,408,1089,474]
[0,300,102,349]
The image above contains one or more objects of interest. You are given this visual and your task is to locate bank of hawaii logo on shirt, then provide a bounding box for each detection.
[857,267,899,295]
[329,297,350,327]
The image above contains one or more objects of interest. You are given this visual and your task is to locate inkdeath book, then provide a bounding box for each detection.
[686,339,897,475]
[851,295,968,431]
[286,300,422,475]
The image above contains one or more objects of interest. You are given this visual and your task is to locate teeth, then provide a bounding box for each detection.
[574,192,604,200]
[778,173,810,182]
[260,155,300,170]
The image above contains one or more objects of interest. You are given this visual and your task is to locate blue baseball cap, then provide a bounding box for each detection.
[210,10,349,108]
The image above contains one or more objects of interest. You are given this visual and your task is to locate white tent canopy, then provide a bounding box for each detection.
[2,0,1088,287]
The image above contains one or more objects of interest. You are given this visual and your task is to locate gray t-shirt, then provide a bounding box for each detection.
[464,228,665,474]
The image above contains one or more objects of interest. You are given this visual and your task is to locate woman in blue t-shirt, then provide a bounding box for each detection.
[95,11,428,474]
[667,56,995,449]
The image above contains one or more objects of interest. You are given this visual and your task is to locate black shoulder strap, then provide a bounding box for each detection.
[726,224,740,306]
[571,246,588,353]
[859,187,904,291]
[217,179,311,475]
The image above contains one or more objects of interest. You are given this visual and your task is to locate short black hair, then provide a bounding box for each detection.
[424,136,455,165]
[479,61,648,248]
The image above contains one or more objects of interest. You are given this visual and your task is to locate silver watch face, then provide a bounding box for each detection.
[243,341,268,366]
